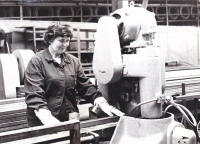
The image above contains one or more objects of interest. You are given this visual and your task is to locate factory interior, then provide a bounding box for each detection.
[0,0,199,143]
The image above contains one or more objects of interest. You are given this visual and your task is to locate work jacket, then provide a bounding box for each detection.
[24,48,101,126]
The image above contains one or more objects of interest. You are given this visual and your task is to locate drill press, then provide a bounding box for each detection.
[93,6,197,144]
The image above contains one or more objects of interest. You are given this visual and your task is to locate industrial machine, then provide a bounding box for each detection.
[0,1,199,144]
[0,23,11,54]
[93,4,198,144]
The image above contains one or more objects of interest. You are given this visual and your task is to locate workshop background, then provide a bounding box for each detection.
[0,0,199,143]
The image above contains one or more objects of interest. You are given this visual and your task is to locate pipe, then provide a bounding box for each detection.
[95,7,110,21]
[0,7,7,17]
[32,7,54,20]
[147,6,154,13]
[56,7,74,21]
[8,7,20,17]
[75,7,93,22]
[155,7,166,20]
[191,7,198,19]
[169,7,179,20]
[60,133,98,144]
[180,7,190,20]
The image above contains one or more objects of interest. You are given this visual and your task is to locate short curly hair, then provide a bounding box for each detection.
[44,23,74,45]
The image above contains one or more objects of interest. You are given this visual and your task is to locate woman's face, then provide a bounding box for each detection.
[50,35,71,55]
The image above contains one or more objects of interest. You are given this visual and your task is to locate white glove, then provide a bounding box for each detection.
[94,97,124,116]
[34,108,60,125]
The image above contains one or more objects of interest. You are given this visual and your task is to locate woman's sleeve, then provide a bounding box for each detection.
[76,59,102,104]
[24,56,48,110]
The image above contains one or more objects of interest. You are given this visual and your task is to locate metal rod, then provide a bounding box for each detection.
[182,83,186,95]
[142,0,148,9]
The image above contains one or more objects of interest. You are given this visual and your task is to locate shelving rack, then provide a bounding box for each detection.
[146,0,200,26]
[0,0,112,23]
[18,25,96,77]
[0,0,200,26]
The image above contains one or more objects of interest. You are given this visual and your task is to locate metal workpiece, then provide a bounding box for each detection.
[110,113,196,144]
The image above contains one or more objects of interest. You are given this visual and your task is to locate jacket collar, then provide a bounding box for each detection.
[44,48,71,64]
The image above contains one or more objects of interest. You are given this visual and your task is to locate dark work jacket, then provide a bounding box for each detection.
[24,48,102,126]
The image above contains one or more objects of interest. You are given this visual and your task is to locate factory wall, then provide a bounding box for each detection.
[0,20,199,66]
[156,26,200,66]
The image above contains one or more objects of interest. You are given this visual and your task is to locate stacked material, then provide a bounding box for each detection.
[0,98,27,133]
[0,97,92,133]
[164,67,200,120]
[165,67,200,97]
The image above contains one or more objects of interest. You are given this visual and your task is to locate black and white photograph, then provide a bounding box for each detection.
[0,0,199,143]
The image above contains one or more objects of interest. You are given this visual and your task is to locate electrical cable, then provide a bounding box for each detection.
[164,98,199,142]
[128,95,199,142]
[164,102,196,128]
[178,104,197,127]
[130,96,197,129]
[129,98,157,114]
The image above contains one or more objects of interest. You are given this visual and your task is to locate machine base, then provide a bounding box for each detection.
[110,113,196,144]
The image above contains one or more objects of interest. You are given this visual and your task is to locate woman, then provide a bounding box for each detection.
[24,23,124,127]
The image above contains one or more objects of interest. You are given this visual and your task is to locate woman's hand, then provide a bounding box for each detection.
[34,108,60,125]
[94,97,125,116]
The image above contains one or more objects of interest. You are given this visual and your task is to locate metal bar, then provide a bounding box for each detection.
[32,26,37,53]
[166,0,169,26]
[80,116,120,128]
[77,28,81,60]
[174,92,200,100]
[85,131,99,144]
[70,123,80,144]
[112,0,128,11]
[142,0,148,9]
[197,0,199,27]
[194,98,198,122]
[80,0,83,22]
[19,5,23,20]
[182,83,186,95]
[198,31,200,65]
[85,30,89,50]
[0,120,80,143]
